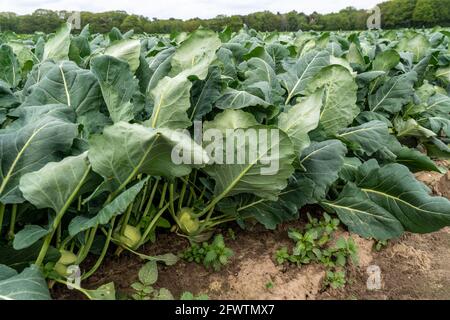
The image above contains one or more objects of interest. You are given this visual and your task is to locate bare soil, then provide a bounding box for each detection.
[53,167,450,300]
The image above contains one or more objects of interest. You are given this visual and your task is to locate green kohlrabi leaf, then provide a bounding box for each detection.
[322,183,404,240]
[149,74,192,129]
[0,44,21,88]
[22,61,109,135]
[336,120,391,156]
[170,29,221,80]
[397,33,430,63]
[91,55,139,123]
[278,88,323,153]
[356,163,450,233]
[308,65,359,135]
[0,265,51,300]
[0,113,78,204]
[436,66,450,83]
[19,152,90,213]
[280,50,329,104]
[293,140,347,206]
[369,72,417,113]
[233,193,298,230]
[189,66,222,121]
[13,226,51,250]
[43,22,71,61]
[144,48,175,97]
[394,118,436,138]
[103,39,141,73]
[68,178,148,236]
[372,49,400,72]
[203,109,258,133]
[204,126,295,201]
[88,122,207,188]
[215,88,270,110]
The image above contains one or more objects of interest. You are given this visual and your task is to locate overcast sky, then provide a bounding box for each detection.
[1,0,382,19]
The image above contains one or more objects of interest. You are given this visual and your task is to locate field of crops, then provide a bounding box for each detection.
[0,23,450,300]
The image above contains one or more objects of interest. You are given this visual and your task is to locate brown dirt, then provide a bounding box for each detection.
[53,167,450,300]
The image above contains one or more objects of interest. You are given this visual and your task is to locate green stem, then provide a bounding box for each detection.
[178,178,188,210]
[75,226,98,265]
[35,228,57,267]
[138,179,150,212]
[197,186,206,202]
[158,182,168,209]
[35,166,91,267]
[169,183,176,216]
[57,234,72,251]
[56,223,62,248]
[205,216,237,229]
[186,191,194,207]
[81,217,116,280]
[7,204,17,239]
[196,206,215,234]
[0,203,5,236]
[139,179,160,224]
[120,204,133,235]
[135,200,174,249]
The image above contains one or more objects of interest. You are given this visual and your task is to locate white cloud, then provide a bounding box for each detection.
[0,0,382,19]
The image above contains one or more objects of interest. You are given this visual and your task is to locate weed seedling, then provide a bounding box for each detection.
[324,270,346,289]
[182,234,233,271]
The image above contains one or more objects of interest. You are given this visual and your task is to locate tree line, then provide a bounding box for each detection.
[0,0,449,34]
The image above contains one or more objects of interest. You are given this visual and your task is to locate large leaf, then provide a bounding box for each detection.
[397,33,430,62]
[0,113,78,203]
[278,88,323,153]
[280,50,329,104]
[436,66,450,83]
[91,55,139,123]
[394,118,436,138]
[0,44,21,88]
[68,178,148,236]
[189,67,221,121]
[103,39,141,73]
[322,183,404,240]
[19,152,90,213]
[203,109,258,133]
[89,122,206,188]
[204,126,295,201]
[293,140,347,206]
[369,72,417,113]
[22,61,108,134]
[43,22,71,61]
[169,29,221,80]
[0,265,51,300]
[307,65,359,135]
[356,163,450,233]
[149,74,192,129]
[424,93,450,115]
[233,193,298,230]
[393,146,441,172]
[215,88,270,110]
[13,225,51,251]
[145,48,175,96]
[372,50,400,72]
[336,120,391,156]
[243,57,284,105]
